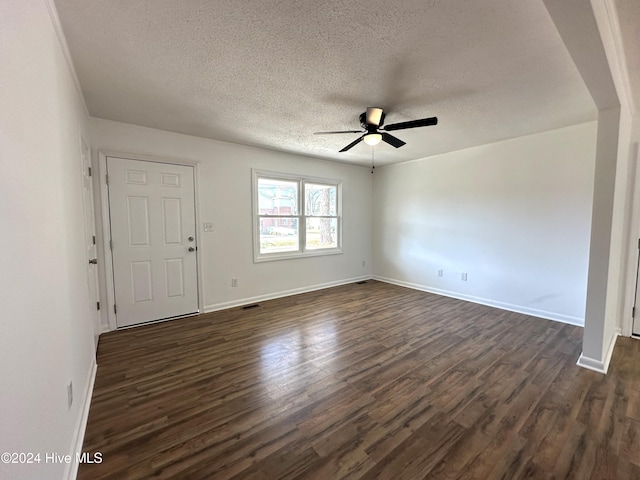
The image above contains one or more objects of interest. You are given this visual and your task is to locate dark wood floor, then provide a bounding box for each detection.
[79,280,640,479]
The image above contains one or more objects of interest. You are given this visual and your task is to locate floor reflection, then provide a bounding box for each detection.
[259,319,338,398]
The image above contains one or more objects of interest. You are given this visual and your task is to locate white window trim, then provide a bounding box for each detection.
[252,169,343,262]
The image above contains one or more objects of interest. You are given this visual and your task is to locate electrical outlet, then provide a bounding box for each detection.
[461,272,468,281]
[231,278,238,287]
[438,269,444,277]
[67,381,73,409]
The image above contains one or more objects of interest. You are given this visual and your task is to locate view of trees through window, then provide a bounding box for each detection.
[256,175,340,258]
[305,183,337,250]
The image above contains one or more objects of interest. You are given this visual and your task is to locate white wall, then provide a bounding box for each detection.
[0,1,96,479]
[89,118,372,330]
[373,122,597,324]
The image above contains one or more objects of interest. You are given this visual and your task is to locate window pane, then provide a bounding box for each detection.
[306,218,337,250]
[305,183,336,216]
[259,217,299,253]
[258,178,298,215]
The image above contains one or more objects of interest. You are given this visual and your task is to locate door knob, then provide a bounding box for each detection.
[89,258,98,264]
[188,236,194,242]
[188,247,195,252]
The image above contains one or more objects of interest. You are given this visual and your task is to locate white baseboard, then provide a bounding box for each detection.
[204,275,372,313]
[373,275,585,327]
[576,354,608,374]
[576,328,621,374]
[99,276,373,332]
[64,360,97,480]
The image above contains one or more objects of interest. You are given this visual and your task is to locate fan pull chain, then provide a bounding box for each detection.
[371,148,375,174]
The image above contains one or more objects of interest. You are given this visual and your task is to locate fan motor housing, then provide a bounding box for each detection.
[360,111,385,128]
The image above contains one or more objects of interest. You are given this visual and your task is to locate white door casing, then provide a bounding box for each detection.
[107,157,199,328]
[81,139,101,350]
[634,246,640,336]
[631,144,640,338]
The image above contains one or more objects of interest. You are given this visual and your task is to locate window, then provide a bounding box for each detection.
[253,170,342,261]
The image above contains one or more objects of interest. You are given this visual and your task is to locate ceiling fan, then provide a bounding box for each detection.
[314,107,438,152]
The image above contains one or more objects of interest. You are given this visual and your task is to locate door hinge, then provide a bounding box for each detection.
[96,301,100,311]
[105,174,109,185]
[88,167,92,177]
[114,304,117,314]
[92,235,96,245]
[110,240,113,250]
[633,307,636,318]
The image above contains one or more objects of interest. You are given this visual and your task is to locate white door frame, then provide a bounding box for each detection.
[623,142,640,338]
[98,150,205,331]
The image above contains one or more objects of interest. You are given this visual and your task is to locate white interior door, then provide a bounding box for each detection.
[81,140,100,350]
[107,157,199,328]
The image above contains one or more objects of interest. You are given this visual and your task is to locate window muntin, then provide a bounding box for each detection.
[253,171,341,261]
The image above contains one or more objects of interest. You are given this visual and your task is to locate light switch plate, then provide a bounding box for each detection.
[203,222,214,232]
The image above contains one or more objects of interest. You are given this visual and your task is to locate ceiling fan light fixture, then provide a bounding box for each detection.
[363,133,382,146]
[315,108,437,152]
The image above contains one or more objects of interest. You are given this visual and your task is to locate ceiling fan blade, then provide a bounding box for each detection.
[366,107,384,127]
[382,132,406,148]
[339,136,364,152]
[314,130,363,135]
[383,116,438,131]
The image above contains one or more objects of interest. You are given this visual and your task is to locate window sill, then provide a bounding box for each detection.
[254,248,343,263]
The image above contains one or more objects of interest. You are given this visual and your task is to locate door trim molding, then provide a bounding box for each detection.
[624,142,640,337]
[98,150,204,331]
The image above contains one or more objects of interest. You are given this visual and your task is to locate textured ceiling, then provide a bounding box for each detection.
[54,0,600,167]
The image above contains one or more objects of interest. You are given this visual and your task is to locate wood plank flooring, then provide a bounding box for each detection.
[78,280,640,479]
